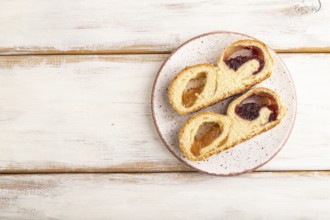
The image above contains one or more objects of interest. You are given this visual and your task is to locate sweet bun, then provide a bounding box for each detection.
[168,39,274,115]
[179,88,285,161]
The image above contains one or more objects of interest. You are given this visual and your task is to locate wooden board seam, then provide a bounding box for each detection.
[1,170,330,175]
[1,48,330,56]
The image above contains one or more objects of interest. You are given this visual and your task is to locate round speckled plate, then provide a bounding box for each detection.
[151,32,296,176]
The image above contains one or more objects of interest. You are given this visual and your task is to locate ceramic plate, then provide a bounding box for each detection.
[151,32,296,176]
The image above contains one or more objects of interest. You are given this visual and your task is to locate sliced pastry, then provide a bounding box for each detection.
[168,39,274,115]
[168,64,218,114]
[216,39,274,101]
[179,112,231,161]
[179,87,285,161]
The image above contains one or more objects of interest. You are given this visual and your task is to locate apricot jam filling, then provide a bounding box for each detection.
[235,93,278,122]
[191,122,222,156]
[224,46,265,75]
[182,72,206,107]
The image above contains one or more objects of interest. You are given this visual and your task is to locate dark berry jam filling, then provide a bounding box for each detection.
[235,94,278,122]
[224,47,265,75]
[235,103,261,121]
[268,112,277,122]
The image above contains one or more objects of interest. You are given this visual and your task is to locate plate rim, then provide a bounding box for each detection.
[151,31,297,176]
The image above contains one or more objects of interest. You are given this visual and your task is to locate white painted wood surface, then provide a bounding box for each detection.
[1,172,330,219]
[1,0,330,218]
[0,54,329,172]
[0,0,328,54]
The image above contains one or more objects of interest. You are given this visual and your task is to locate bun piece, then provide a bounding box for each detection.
[169,40,274,115]
[179,88,285,161]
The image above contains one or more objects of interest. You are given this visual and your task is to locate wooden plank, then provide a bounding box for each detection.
[0,0,328,55]
[1,172,330,219]
[0,54,329,173]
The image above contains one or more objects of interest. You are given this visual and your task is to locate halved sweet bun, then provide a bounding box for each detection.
[179,88,285,161]
[215,39,274,100]
[168,40,274,115]
[168,64,218,115]
[179,112,231,161]
[226,87,286,145]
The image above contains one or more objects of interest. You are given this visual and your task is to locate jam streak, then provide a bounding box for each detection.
[235,103,260,121]
[235,103,278,122]
[224,48,265,75]
[191,123,221,157]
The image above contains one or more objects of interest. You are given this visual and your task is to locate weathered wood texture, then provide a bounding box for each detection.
[0,54,329,172]
[1,1,329,219]
[1,172,330,219]
[0,0,327,55]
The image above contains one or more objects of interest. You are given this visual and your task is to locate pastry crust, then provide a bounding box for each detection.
[179,112,231,161]
[179,88,286,161]
[168,64,218,114]
[168,39,274,115]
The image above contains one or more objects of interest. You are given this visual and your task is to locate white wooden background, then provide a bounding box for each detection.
[0,0,330,219]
